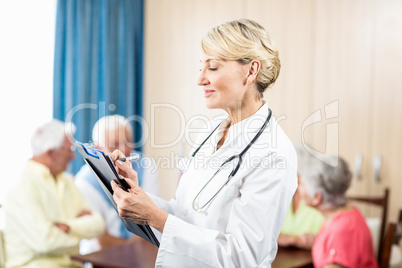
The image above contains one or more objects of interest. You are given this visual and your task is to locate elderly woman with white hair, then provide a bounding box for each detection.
[110,19,297,267]
[297,152,378,268]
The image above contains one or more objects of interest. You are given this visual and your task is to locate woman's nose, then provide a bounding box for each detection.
[197,70,209,86]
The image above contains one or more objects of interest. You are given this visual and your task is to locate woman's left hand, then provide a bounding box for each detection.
[111,178,168,233]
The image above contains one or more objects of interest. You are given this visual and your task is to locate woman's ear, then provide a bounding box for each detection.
[311,192,322,207]
[246,60,261,84]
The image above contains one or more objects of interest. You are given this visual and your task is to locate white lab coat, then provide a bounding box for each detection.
[150,103,297,267]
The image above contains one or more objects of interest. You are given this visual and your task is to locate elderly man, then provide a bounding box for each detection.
[75,115,159,254]
[3,119,105,268]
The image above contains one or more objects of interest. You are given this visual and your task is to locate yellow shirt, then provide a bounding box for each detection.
[281,199,324,235]
[3,160,105,268]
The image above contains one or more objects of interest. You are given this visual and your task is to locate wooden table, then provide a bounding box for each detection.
[72,241,312,268]
[272,246,313,268]
[71,239,158,268]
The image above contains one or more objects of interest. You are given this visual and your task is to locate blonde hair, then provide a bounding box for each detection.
[201,18,281,97]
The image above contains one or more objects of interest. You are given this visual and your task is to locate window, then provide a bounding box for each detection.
[0,0,56,220]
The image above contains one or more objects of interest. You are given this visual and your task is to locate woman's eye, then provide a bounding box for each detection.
[209,67,217,71]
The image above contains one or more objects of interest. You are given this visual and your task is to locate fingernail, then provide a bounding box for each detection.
[117,160,123,165]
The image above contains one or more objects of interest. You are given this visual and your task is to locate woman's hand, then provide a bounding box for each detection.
[110,149,139,186]
[295,233,316,249]
[111,178,168,233]
[277,233,316,249]
[277,233,297,247]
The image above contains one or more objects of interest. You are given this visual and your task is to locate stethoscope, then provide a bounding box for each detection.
[191,108,272,212]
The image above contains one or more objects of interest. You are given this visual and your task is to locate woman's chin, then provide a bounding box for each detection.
[205,103,219,110]
[205,99,222,110]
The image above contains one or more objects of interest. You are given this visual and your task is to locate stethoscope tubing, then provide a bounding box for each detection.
[191,108,272,212]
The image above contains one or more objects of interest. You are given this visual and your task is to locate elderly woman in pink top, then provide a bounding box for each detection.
[297,152,378,268]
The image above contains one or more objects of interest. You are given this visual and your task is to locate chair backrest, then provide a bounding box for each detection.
[348,188,389,262]
[388,209,402,268]
[394,209,402,246]
[366,217,382,256]
[379,222,396,268]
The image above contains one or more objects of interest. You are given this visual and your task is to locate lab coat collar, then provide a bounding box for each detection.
[213,102,270,152]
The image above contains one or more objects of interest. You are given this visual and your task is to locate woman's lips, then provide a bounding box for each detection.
[204,90,215,97]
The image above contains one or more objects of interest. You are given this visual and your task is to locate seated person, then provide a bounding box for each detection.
[3,119,105,268]
[298,154,378,268]
[75,115,159,254]
[278,146,324,249]
[277,177,324,249]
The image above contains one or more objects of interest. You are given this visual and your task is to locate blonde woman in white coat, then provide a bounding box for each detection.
[111,19,297,268]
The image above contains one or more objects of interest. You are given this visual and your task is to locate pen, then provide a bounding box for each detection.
[117,154,142,162]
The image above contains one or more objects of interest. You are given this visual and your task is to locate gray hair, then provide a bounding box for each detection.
[31,119,76,156]
[92,115,133,147]
[297,149,352,209]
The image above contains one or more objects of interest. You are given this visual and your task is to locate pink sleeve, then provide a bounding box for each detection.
[321,226,356,267]
[313,209,378,268]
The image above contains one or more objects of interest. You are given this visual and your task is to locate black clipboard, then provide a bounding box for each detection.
[74,141,160,247]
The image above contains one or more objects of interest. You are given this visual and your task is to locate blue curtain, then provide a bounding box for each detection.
[53,0,144,174]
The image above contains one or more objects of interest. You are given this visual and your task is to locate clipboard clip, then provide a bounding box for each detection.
[75,141,100,159]
[86,141,95,148]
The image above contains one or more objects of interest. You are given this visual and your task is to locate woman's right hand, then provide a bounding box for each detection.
[295,233,316,249]
[110,149,139,187]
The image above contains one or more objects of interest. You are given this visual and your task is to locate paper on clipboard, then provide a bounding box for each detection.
[74,141,160,247]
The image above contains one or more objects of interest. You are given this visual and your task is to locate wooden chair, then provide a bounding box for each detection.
[379,222,396,268]
[348,188,389,262]
[393,209,402,246]
[388,209,402,268]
